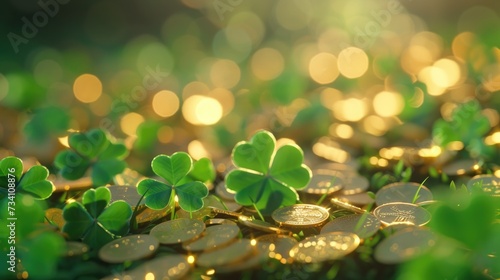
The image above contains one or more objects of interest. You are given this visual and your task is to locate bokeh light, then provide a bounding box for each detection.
[182,95,223,125]
[152,90,180,118]
[73,74,103,103]
[120,112,145,136]
[251,48,285,81]
[337,47,369,79]
[309,52,339,84]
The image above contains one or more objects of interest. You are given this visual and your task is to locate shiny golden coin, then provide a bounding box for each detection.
[255,234,298,264]
[272,204,330,228]
[441,159,480,176]
[203,195,242,213]
[98,234,159,263]
[373,202,431,226]
[302,169,343,195]
[196,239,253,267]
[374,227,437,264]
[150,218,205,245]
[467,174,500,196]
[176,206,213,221]
[213,245,268,274]
[238,216,292,235]
[209,207,246,219]
[205,218,238,226]
[289,232,360,263]
[336,192,374,207]
[375,182,433,206]
[64,241,89,257]
[340,174,370,195]
[107,185,144,207]
[330,198,366,214]
[102,255,190,280]
[45,208,65,229]
[135,207,167,226]
[321,213,381,239]
[215,181,236,201]
[182,224,240,252]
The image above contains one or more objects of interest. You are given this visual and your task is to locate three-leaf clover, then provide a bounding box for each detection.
[55,129,129,186]
[137,152,209,212]
[225,130,312,215]
[0,156,54,201]
[62,187,133,249]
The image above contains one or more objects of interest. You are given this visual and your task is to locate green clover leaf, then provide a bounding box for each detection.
[226,130,312,215]
[54,129,129,186]
[137,152,209,212]
[23,105,70,143]
[0,156,54,201]
[62,187,132,249]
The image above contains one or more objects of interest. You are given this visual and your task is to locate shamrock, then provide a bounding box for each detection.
[62,187,133,249]
[225,130,312,215]
[23,105,70,143]
[54,129,129,186]
[0,156,54,201]
[137,152,209,212]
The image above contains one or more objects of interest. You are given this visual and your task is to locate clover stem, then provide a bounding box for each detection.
[253,203,265,221]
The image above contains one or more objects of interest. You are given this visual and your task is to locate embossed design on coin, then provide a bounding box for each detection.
[321,213,381,239]
[373,202,431,226]
[302,169,343,195]
[150,218,205,245]
[289,232,360,263]
[272,204,330,228]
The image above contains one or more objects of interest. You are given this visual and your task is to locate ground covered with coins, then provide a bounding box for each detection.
[2,1,500,280]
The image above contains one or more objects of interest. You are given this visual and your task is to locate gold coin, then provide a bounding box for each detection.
[330,198,366,214]
[209,207,246,219]
[64,241,89,257]
[212,245,268,274]
[150,218,205,245]
[238,216,292,235]
[375,182,433,206]
[107,185,144,207]
[374,227,437,264]
[205,218,238,226]
[301,169,343,195]
[196,239,253,267]
[321,213,381,239]
[102,255,190,280]
[182,224,240,252]
[289,232,360,263]
[336,192,374,207]
[215,181,236,201]
[135,207,167,226]
[98,234,159,263]
[373,202,431,226]
[271,204,330,228]
[467,174,500,196]
[340,174,370,195]
[255,234,298,264]
[441,159,480,176]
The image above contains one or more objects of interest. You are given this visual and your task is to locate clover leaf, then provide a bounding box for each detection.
[23,105,70,143]
[0,156,54,201]
[432,100,491,156]
[62,187,132,249]
[54,129,129,186]
[137,152,209,212]
[225,130,312,215]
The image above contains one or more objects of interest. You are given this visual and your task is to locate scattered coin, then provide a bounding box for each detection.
[209,207,246,219]
[150,218,206,245]
[255,234,298,264]
[135,207,168,226]
[182,224,240,252]
[272,204,330,228]
[301,169,343,195]
[107,185,144,207]
[373,202,431,226]
[441,159,480,176]
[215,181,236,201]
[289,232,360,263]
[196,239,254,267]
[64,241,89,257]
[99,234,160,263]
[375,182,433,206]
[176,206,213,221]
[467,174,500,196]
[102,255,190,280]
[374,227,437,264]
[205,219,238,226]
[321,213,381,239]
[336,192,374,207]
[330,198,366,214]
[213,244,268,274]
[238,216,292,235]
[340,174,370,195]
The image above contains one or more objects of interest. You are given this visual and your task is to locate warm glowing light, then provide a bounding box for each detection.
[419,146,442,158]
[363,115,389,136]
[145,272,155,280]
[157,126,174,143]
[334,98,367,122]
[337,47,369,79]
[433,59,461,88]
[187,255,195,264]
[447,141,464,151]
[485,132,500,145]
[209,88,234,116]
[373,91,405,117]
[206,269,215,275]
[89,94,112,116]
[418,67,446,96]
[73,74,102,103]
[210,59,241,89]
[188,140,210,160]
[182,81,210,100]
[251,48,285,81]
[58,136,70,148]
[182,95,223,125]
[320,87,343,110]
[250,239,257,246]
[309,52,339,84]
[330,124,353,139]
[120,112,145,136]
[152,90,180,118]
[66,198,76,204]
